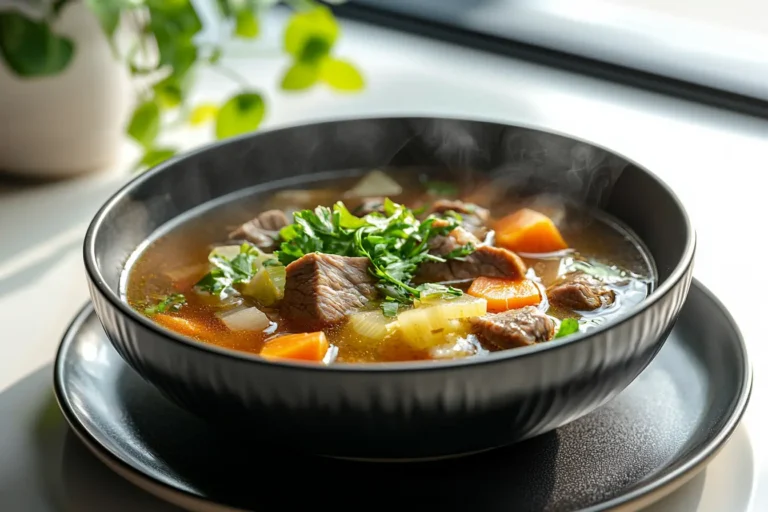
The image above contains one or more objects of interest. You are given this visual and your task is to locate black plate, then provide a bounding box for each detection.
[54,280,750,512]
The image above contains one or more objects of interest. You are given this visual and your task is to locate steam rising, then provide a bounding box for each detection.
[404,119,627,212]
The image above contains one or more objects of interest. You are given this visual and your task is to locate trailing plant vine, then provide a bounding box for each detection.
[0,0,363,170]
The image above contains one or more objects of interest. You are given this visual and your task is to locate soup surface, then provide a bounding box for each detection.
[126,170,655,364]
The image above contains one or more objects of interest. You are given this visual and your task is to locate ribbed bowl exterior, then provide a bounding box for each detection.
[88,263,692,459]
[84,117,695,459]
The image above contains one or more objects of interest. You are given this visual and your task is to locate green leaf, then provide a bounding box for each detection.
[0,12,74,77]
[85,0,121,38]
[280,62,319,91]
[284,7,338,60]
[153,77,181,109]
[148,0,202,38]
[147,0,201,77]
[215,92,265,139]
[144,293,186,316]
[320,58,364,91]
[127,100,161,148]
[298,36,332,65]
[381,301,399,318]
[235,9,259,38]
[334,202,367,229]
[188,103,219,126]
[555,318,580,339]
[154,32,197,78]
[134,147,177,171]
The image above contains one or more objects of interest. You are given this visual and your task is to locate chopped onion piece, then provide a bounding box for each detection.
[347,310,397,342]
[240,266,286,306]
[345,170,402,198]
[396,296,485,350]
[217,307,271,332]
[323,344,339,364]
[208,245,242,261]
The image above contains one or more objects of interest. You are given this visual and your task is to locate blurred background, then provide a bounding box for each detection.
[0,1,766,511]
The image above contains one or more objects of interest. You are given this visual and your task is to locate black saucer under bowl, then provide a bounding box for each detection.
[54,280,750,512]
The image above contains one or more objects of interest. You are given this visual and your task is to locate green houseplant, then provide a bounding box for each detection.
[0,0,363,171]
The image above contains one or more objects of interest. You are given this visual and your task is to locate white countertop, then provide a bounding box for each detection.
[1,12,766,512]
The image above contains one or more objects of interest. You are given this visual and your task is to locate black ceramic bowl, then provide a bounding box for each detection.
[84,117,694,460]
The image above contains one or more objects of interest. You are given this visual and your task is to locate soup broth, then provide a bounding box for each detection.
[125,169,655,363]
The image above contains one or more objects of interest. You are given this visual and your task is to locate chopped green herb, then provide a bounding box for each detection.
[381,301,399,317]
[196,243,273,296]
[444,243,475,261]
[416,283,463,301]
[262,258,281,267]
[425,180,459,197]
[276,199,475,305]
[554,318,580,338]
[144,293,186,316]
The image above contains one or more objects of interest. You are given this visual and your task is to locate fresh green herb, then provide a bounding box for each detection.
[144,293,186,316]
[555,318,580,339]
[262,258,281,267]
[196,243,266,296]
[425,181,459,197]
[444,243,475,261]
[381,301,399,318]
[276,199,476,313]
[442,210,464,223]
[416,283,463,301]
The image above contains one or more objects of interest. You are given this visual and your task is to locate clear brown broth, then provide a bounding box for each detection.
[125,169,655,363]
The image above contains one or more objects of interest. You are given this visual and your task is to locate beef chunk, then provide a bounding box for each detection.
[470,306,555,349]
[428,199,490,223]
[547,272,615,311]
[229,210,289,251]
[415,226,526,283]
[427,199,490,240]
[281,253,378,330]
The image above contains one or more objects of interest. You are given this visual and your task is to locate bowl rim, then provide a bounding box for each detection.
[83,114,696,373]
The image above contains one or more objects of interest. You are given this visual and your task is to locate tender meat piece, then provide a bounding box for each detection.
[428,199,490,224]
[470,306,555,349]
[416,225,526,283]
[229,209,289,251]
[547,272,615,311]
[281,253,378,331]
[353,197,386,216]
[427,199,491,240]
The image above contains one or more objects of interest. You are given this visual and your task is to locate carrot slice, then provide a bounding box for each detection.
[154,314,208,339]
[494,208,568,253]
[261,332,329,362]
[467,277,542,312]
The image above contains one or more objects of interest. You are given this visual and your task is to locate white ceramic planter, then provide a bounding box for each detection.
[0,2,131,178]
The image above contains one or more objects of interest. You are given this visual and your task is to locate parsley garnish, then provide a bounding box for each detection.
[276,199,475,312]
[416,283,463,301]
[555,318,580,338]
[144,293,186,316]
[381,301,399,318]
[444,243,475,260]
[195,243,264,296]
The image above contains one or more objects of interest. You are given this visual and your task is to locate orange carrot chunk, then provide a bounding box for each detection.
[468,277,542,312]
[154,314,209,339]
[494,208,568,253]
[261,332,329,362]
